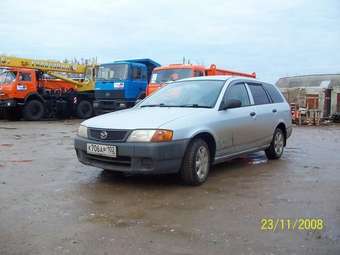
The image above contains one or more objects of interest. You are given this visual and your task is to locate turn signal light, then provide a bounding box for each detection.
[151,130,173,142]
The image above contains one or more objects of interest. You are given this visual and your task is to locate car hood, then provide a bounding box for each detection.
[82,107,209,129]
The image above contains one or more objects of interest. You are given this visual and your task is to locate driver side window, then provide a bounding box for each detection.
[225,83,250,107]
[132,66,142,80]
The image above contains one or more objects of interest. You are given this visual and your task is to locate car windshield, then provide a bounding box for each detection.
[0,71,17,85]
[140,80,225,108]
[97,64,128,81]
[150,68,193,83]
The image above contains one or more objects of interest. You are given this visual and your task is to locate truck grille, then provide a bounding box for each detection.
[89,128,129,142]
[95,90,124,99]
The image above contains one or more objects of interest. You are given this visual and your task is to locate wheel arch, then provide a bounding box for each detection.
[189,131,217,162]
[24,93,45,104]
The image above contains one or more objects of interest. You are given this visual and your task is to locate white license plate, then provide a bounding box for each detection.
[86,143,117,158]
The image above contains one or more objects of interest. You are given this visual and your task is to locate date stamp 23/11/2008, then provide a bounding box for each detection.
[260,218,325,232]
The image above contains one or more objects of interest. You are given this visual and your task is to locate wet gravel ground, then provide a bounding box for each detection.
[0,120,339,255]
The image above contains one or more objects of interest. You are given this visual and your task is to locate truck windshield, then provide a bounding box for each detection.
[97,64,128,81]
[151,68,193,83]
[0,71,17,85]
[140,80,225,108]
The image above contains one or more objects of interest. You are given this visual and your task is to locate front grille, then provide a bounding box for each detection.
[89,128,129,142]
[95,90,124,99]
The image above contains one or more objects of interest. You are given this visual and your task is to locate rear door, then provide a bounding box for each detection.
[246,82,274,147]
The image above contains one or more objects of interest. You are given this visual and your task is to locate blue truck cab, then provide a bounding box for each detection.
[93,59,160,115]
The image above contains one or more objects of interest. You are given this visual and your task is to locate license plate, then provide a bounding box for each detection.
[86,143,117,158]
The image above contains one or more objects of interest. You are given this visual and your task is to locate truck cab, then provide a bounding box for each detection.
[93,59,160,115]
[146,64,206,96]
[146,64,256,96]
[0,68,38,107]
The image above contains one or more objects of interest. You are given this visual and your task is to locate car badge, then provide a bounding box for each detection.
[100,130,108,139]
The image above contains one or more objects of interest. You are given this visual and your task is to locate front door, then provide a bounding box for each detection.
[216,82,258,156]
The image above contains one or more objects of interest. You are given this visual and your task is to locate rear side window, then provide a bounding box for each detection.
[248,83,270,105]
[263,83,284,103]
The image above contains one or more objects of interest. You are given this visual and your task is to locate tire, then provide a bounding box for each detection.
[76,100,93,119]
[265,128,285,159]
[180,138,211,185]
[22,100,45,121]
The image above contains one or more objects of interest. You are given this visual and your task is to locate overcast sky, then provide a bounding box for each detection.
[0,0,339,82]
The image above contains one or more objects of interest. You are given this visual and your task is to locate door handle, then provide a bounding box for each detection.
[250,112,256,117]
[272,109,277,113]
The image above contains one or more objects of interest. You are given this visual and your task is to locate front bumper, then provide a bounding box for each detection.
[0,99,18,108]
[93,100,135,115]
[74,136,189,174]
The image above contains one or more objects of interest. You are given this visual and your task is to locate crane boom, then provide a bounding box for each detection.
[0,55,96,92]
[0,55,87,73]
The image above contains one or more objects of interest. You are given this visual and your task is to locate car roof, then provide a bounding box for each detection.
[177,75,259,83]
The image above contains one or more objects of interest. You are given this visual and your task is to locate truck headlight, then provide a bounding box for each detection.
[78,125,88,138]
[127,129,173,142]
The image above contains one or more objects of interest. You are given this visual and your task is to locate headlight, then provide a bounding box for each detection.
[127,129,173,142]
[78,125,88,138]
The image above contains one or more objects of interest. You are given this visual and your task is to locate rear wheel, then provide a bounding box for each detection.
[22,100,44,121]
[180,138,210,185]
[76,100,93,119]
[265,128,285,159]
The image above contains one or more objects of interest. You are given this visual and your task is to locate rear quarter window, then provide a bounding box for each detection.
[263,83,284,103]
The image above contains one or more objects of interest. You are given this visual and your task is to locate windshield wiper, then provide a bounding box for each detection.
[177,104,211,108]
[140,103,166,108]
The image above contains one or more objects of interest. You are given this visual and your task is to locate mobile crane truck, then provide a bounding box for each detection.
[146,64,256,96]
[93,59,160,115]
[0,55,96,121]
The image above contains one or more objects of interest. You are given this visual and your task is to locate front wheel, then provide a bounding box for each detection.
[180,138,210,185]
[265,128,285,159]
[22,100,45,121]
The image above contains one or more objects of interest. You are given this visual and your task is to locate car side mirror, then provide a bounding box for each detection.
[221,99,242,110]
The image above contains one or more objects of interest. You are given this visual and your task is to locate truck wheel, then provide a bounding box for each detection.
[23,100,45,121]
[76,100,93,119]
[180,138,210,185]
[265,128,285,159]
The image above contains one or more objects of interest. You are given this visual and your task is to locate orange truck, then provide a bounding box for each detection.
[0,56,96,120]
[146,64,256,96]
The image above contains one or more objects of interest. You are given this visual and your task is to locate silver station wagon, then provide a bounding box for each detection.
[75,76,292,185]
